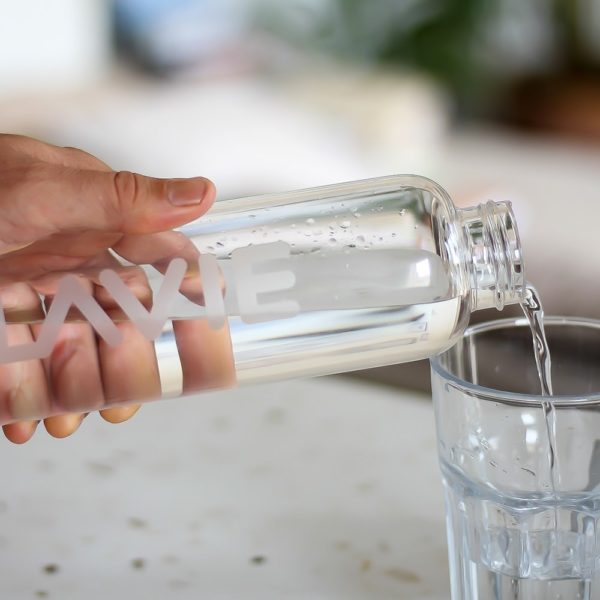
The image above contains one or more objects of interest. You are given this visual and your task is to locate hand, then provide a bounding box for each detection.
[0,134,234,443]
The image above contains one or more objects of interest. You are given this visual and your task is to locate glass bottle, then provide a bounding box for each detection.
[0,174,524,424]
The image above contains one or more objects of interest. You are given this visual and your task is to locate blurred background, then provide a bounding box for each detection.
[1,0,600,391]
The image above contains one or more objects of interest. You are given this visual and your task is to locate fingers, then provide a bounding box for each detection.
[113,232,235,392]
[43,414,84,438]
[0,281,44,324]
[100,404,141,424]
[3,420,39,444]
[0,324,50,441]
[112,230,200,266]
[112,231,207,304]
[98,321,161,408]
[55,147,112,172]
[174,319,236,392]
[38,322,105,414]
[0,164,215,254]
[0,284,51,424]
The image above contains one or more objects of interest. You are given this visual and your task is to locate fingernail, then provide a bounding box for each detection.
[167,177,209,207]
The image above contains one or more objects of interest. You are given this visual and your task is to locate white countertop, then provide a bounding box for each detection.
[0,377,449,599]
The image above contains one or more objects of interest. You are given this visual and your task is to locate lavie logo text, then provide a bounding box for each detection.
[0,242,300,363]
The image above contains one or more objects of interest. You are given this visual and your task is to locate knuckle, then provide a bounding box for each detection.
[111,170,142,214]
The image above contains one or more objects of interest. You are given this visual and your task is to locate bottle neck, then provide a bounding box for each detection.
[458,201,525,311]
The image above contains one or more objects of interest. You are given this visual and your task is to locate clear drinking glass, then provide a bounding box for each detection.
[430,316,600,599]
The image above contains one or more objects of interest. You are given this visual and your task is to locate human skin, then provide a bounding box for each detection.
[0,134,234,443]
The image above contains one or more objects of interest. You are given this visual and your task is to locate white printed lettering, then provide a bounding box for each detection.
[232,242,300,324]
[198,253,226,329]
[0,242,300,364]
[99,258,187,339]
[0,275,122,363]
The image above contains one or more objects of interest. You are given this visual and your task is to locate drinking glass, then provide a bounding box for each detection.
[430,316,600,599]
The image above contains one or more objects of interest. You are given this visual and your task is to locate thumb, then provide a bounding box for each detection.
[0,167,216,249]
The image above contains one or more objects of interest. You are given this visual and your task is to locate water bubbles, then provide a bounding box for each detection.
[340,220,351,229]
[356,235,366,244]
[328,238,337,246]
[306,217,315,225]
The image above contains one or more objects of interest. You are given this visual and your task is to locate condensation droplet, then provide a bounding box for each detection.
[353,212,361,218]
[216,241,224,248]
[306,218,315,225]
[399,209,406,216]
[291,223,296,228]
[391,232,396,238]
[206,245,215,251]
[340,220,351,229]
[356,235,366,243]
[328,238,337,245]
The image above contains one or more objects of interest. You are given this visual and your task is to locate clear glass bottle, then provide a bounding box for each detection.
[0,174,524,424]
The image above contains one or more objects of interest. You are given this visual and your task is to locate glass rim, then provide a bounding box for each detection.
[430,315,600,407]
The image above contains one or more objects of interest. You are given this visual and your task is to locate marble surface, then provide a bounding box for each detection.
[0,377,449,599]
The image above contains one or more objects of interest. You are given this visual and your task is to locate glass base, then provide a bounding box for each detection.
[442,462,600,599]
